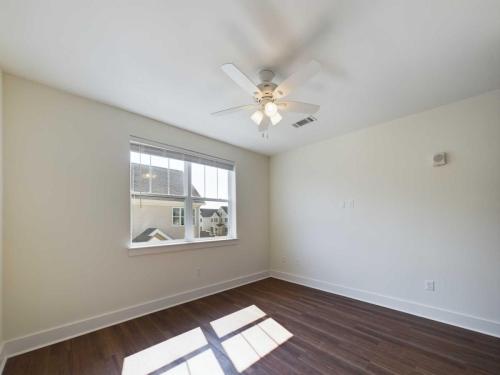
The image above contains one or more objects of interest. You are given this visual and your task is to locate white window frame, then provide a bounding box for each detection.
[172,207,185,226]
[129,137,238,255]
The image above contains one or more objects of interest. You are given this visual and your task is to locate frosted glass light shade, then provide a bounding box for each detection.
[250,111,264,125]
[270,112,282,125]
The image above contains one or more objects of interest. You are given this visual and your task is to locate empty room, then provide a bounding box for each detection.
[0,0,499,374]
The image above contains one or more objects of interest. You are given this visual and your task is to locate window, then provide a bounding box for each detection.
[130,139,236,246]
[171,208,196,226]
[172,208,184,226]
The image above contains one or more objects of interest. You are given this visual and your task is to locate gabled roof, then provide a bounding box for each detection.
[200,209,219,218]
[132,228,171,242]
[200,206,229,218]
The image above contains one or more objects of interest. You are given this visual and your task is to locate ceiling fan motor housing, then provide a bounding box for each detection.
[258,69,275,82]
[253,69,277,104]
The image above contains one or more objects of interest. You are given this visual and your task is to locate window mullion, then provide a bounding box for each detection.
[167,158,170,195]
[149,158,152,193]
[184,161,194,241]
[228,168,236,238]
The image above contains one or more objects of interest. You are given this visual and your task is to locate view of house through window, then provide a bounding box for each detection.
[130,140,235,245]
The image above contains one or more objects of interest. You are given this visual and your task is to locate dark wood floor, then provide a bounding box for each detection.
[4,278,500,374]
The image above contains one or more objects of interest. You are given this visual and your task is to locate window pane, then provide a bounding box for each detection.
[193,201,229,239]
[131,158,150,193]
[217,169,229,200]
[168,158,186,196]
[191,163,205,198]
[205,166,218,199]
[132,151,187,196]
[130,151,141,164]
[151,165,168,194]
[151,155,169,168]
[169,158,184,171]
[191,164,231,200]
[131,196,185,243]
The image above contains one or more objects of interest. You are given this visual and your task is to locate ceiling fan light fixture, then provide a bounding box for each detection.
[270,112,282,125]
[250,110,264,125]
[214,61,321,135]
[264,102,278,117]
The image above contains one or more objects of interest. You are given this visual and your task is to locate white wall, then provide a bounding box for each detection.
[3,74,269,340]
[270,90,500,335]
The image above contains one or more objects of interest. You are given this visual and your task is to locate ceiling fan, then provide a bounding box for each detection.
[212,61,321,134]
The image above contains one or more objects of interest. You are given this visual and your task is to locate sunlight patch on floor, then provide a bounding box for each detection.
[221,318,293,373]
[210,305,266,338]
[160,348,224,375]
[122,306,293,374]
[122,327,207,375]
[259,317,294,344]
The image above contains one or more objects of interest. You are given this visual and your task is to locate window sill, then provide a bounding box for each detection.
[128,238,239,256]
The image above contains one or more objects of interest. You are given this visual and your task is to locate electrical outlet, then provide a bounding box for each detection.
[196,268,201,277]
[281,256,287,264]
[424,280,435,291]
[340,200,354,208]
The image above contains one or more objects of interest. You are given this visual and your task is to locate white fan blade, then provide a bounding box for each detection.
[211,104,259,116]
[258,116,270,132]
[221,63,261,97]
[273,60,321,99]
[276,101,320,114]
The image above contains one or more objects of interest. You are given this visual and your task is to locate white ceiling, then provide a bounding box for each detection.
[1,0,499,155]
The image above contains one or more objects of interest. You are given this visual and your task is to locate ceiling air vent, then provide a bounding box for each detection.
[291,116,317,128]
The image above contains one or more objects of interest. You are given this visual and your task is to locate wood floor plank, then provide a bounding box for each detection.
[4,278,500,374]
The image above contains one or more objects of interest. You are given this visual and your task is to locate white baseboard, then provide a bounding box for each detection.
[270,270,500,338]
[0,270,270,366]
[0,343,5,374]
